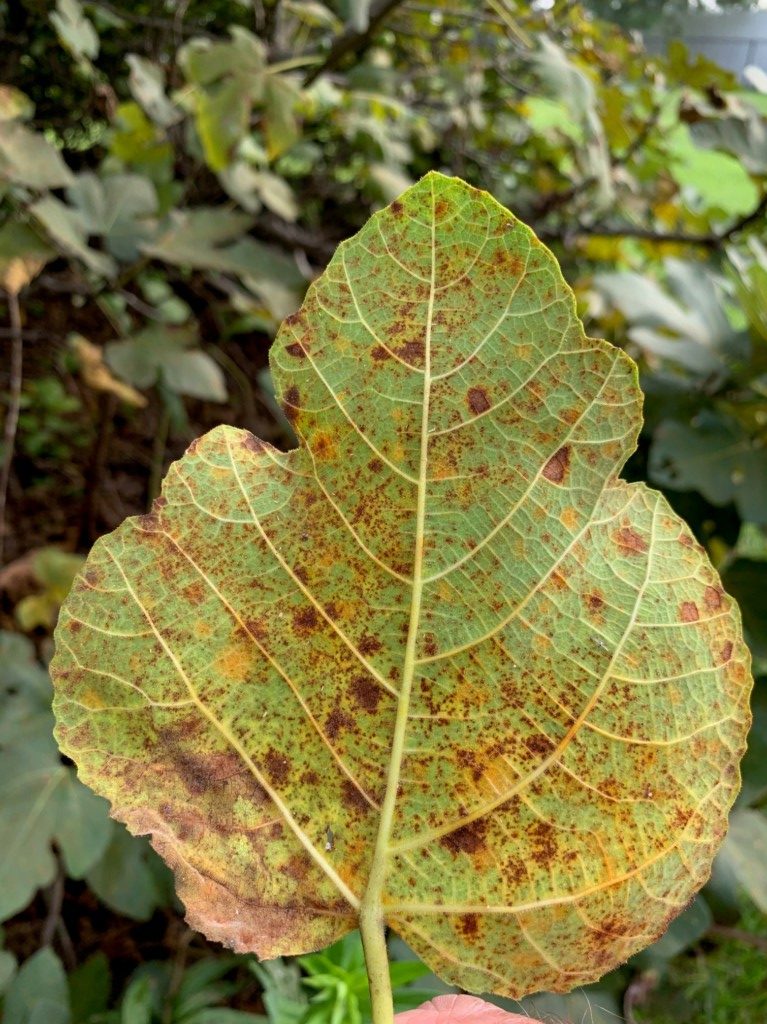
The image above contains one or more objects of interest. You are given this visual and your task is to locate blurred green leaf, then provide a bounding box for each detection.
[50,0,99,63]
[0,122,74,189]
[649,413,767,524]
[715,809,767,914]
[105,324,227,402]
[68,953,111,1024]
[86,825,174,921]
[30,195,116,278]
[3,949,70,1024]
[66,172,158,262]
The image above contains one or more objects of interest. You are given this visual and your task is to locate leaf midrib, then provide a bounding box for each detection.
[361,174,437,916]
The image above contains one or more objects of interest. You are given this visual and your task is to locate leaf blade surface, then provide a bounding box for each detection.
[52,173,752,997]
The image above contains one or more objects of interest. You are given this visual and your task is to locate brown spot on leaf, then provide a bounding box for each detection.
[587,592,605,612]
[326,709,353,740]
[467,386,491,415]
[391,200,403,216]
[241,433,265,453]
[423,634,438,657]
[285,342,306,358]
[351,675,381,713]
[396,340,425,365]
[704,585,723,611]
[458,913,480,938]
[440,818,487,855]
[246,617,267,641]
[359,634,382,656]
[284,311,301,327]
[371,345,391,361]
[264,749,290,785]
[720,641,734,664]
[542,445,571,484]
[283,386,300,423]
[341,778,370,814]
[525,734,552,757]
[293,606,319,634]
[680,602,699,622]
[615,527,648,554]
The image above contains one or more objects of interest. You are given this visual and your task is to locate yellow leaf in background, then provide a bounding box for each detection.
[70,334,148,407]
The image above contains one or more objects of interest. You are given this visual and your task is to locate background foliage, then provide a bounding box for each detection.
[0,1,766,1021]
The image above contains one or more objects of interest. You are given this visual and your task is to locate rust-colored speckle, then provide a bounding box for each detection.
[720,641,734,664]
[326,709,353,740]
[284,311,301,327]
[246,617,267,641]
[704,585,723,611]
[285,342,306,358]
[467,386,491,416]
[423,634,438,657]
[458,913,480,938]
[293,606,319,634]
[440,818,487,855]
[680,602,699,623]
[391,200,403,216]
[351,675,381,713]
[542,445,571,484]
[615,527,648,554]
[359,635,382,656]
[137,512,160,531]
[241,433,266,453]
[283,386,301,423]
[525,734,552,757]
[264,749,290,785]
[341,778,369,813]
[368,457,384,473]
[587,592,605,612]
[371,345,391,361]
[396,340,425,365]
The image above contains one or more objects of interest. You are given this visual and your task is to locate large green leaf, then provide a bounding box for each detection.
[0,632,111,920]
[51,174,751,999]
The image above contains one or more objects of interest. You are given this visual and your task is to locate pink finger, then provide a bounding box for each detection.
[395,993,542,1023]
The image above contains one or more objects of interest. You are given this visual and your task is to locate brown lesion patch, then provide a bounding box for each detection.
[542,445,571,484]
[285,342,306,358]
[283,385,301,424]
[264,749,290,785]
[371,345,391,361]
[457,913,480,938]
[719,640,734,664]
[587,591,605,613]
[391,200,403,217]
[395,339,425,366]
[341,778,370,814]
[615,527,648,555]
[680,601,699,623]
[241,433,266,453]
[293,605,319,634]
[704,585,723,611]
[326,709,354,740]
[351,674,381,713]
[440,817,488,855]
[467,386,491,416]
[358,634,382,656]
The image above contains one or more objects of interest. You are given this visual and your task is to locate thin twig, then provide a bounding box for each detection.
[304,0,408,85]
[41,857,66,948]
[709,924,767,952]
[537,192,767,248]
[0,289,23,565]
[148,401,171,508]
